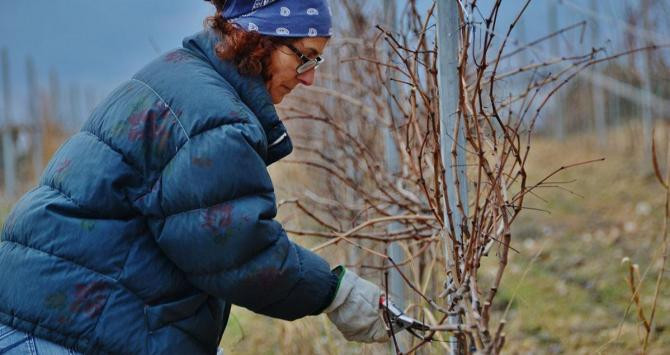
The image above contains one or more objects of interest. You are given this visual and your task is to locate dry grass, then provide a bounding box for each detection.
[1,114,667,354]
[220,122,670,354]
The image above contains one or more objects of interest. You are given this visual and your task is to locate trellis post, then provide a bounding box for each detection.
[383,0,408,351]
[591,0,607,147]
[436,1,467,353]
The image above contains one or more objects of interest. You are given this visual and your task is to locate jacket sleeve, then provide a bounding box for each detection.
[147,122,338,320]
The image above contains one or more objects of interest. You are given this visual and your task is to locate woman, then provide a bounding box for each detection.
[0,0,389,353]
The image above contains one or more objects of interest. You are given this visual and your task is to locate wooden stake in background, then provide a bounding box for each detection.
[26,56,44,180]
[1,48,16,200]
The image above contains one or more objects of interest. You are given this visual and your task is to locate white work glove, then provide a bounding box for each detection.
[323,266,390,343]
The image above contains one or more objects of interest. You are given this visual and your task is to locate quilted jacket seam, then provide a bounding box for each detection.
[129,78,191,141]
[256,242,305,315]
[133,120,258,209]
[0,240,147,305]
[39,184,98,217]
[79,130,147,181]
[0,310,109,354]
[185,230,282,276]
[164,188,274,219]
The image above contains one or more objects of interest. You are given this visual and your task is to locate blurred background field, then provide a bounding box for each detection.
[216,124,670,355]
[1,0,669,354]
[0,120,666,354]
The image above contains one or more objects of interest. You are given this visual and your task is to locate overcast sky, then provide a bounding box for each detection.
[0,1,645,124]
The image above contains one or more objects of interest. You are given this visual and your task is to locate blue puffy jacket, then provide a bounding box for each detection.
[0,30,338,354]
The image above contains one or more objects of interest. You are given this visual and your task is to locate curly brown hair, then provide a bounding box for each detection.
[205,0,297,81]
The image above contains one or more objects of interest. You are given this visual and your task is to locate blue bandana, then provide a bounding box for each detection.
[221,0,332,38]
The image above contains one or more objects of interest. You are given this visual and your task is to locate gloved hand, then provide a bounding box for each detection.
[323,266,390,343]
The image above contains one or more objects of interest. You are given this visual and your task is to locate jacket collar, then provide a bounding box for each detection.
[182,30,292,165]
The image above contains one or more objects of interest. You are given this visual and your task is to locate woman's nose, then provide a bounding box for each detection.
[296,69,316,86]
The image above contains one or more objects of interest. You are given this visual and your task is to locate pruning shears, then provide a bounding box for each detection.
[379,294,431,340]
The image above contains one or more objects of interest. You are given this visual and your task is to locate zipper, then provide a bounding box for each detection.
[268,132,287,148]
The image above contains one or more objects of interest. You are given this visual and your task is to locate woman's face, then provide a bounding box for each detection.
[265,37,329,104]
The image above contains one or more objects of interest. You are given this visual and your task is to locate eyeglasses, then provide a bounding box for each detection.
[284,44,324,74]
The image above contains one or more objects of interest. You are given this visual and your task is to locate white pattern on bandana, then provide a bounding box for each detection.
[252,0,277,10]
[226,1,332,38]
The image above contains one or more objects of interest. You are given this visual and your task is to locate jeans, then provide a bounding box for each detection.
[0,324,80,355]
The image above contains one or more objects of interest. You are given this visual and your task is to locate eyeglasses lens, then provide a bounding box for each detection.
[297,57,323,74]
[297,62,316,74]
